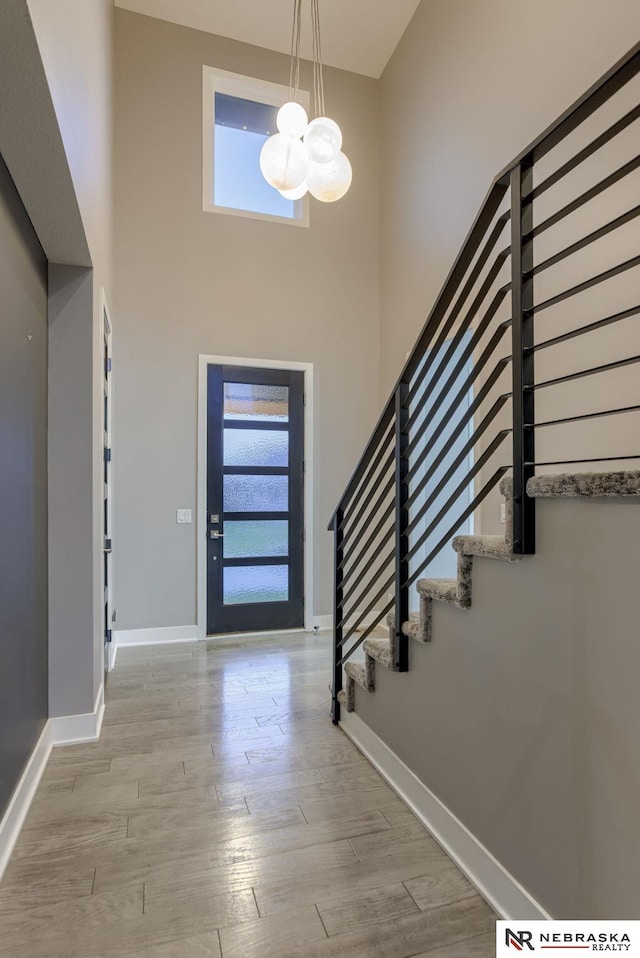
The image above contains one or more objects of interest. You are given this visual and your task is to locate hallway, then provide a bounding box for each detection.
[0,634,495,957]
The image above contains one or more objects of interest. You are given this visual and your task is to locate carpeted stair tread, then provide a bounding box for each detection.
[527,470,640,498]
[453,534,516,561]
[417,577,463,605]
[345,660,374,692]
[363,636,396,670]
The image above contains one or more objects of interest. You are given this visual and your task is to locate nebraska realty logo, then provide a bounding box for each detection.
[496,922,640,956]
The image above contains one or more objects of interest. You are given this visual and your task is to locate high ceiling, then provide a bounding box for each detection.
[114,0,422,78]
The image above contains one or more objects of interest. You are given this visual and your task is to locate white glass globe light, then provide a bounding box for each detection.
[306,152,352,203]
[279,181,308,200]
[304,117,342,164]
[276,101,308,139]
[260,133,309,191]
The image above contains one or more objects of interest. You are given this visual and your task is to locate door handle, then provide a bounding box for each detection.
[209,531,224,539]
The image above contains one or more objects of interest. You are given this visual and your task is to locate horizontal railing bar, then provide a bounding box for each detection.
[406,394,512,511]
[528,455,640,467]
[340,542,396,611]
[529,354,640,391]
[341,466,395,543]
[532,255,640,314]
[406,467,509,588]
[497,42,640,179]
[528,404,640,429]
[329,41,640,528]
[529,305,640,354]
[528,205,640,279]
[407,358,512,483]
[338,503,395,579]
[328,181,510,528]
[407,433,510,562]
[527,103,640,201]
[337,599,395,667]
[526,155,640,242]
[409,220,510,404]
[338,426,395,532]
[407,243,511,410]
[338,572,396,650]
[407,312,512,459]
[328,402,395,528]
[408,428,511,540]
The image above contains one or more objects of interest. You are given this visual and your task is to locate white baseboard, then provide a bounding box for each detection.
[0,687,107,881]
[340,710,551,921]
[308,610,383,634]
[114,625,199,648]
[50,684,105,747]
[0,723,52,881]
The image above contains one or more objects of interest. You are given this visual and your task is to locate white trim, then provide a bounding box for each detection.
[0,723,52,881]
[197,354,316,639]
[107,642,118,672]
[49,684,105,747]
[308,610,382,633]
[340,710,552,921]
[114,625,199,648]
[202,65,310,228]
[100,289,115,674]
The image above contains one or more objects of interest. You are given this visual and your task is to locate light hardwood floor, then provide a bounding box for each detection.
[0,632,496,957]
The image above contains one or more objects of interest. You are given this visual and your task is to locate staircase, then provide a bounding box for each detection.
[329,41,640,724]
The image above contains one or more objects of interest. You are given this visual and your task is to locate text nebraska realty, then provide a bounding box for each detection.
[540,932,631,951]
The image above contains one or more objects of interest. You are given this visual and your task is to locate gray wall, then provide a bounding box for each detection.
[354,495,640,917]
[113,10,381,630]
[26,0,115,711]
[48,265,97,716]
[0,155,48,816]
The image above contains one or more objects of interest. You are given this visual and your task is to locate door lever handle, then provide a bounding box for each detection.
[209,531,224,539]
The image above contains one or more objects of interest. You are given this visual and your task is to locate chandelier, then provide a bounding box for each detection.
[259,0,352,203]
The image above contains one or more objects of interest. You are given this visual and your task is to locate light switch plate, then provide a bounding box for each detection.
[177,509,192,524]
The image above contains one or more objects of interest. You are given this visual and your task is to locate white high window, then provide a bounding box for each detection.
[202,66,310,227]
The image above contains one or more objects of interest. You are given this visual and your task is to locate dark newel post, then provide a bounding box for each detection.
[510,160,536,554]
[394,383,409,671]
[331,508,344,724]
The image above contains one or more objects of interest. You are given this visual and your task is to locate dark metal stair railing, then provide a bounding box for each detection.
[329,40,640,725]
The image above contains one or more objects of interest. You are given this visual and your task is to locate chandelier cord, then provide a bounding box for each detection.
[288,0,302,102]
[311,0,325,117]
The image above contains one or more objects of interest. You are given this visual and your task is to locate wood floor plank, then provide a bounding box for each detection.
[0,632,497,958]
[217,905,327,957]
[275,898,496,958]
[317,881,420,937]
[404,860,479,910]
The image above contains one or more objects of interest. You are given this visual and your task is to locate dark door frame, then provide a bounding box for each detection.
[197,355,314,639]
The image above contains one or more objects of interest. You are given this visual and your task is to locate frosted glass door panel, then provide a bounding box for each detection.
[223,475,288,512]
[224,520,289,558]
[224,565,289,605]
[224,383,289,421]
[223,428,288,467]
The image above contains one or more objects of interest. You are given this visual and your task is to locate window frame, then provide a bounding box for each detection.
[202,65,311,228]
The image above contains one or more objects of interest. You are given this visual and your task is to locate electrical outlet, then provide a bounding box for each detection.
[112,609,117,623]
[177,509,192,524]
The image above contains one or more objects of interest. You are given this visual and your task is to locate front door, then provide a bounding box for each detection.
[206,364,305,634]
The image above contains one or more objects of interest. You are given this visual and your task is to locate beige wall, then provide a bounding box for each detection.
[113,10,380,630]
[28,0,114,711]
[379,0,640,396]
